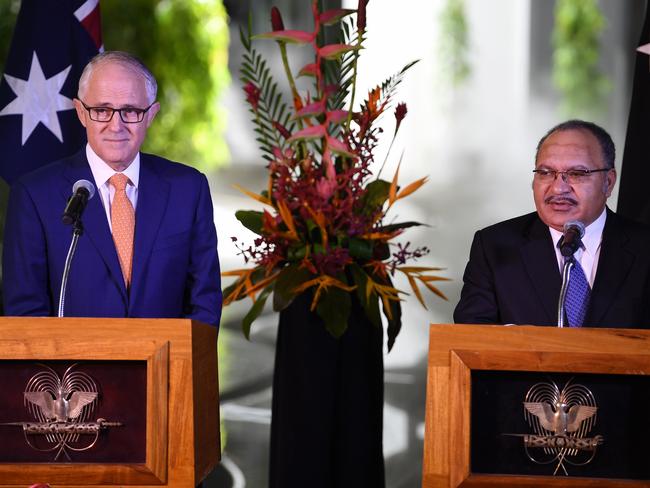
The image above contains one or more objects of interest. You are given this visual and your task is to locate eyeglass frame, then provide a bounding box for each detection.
[532,167,612,184]
[77,99,155,124]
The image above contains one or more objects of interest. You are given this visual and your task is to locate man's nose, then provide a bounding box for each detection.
[550,172,572,190]
[107,111,125,130]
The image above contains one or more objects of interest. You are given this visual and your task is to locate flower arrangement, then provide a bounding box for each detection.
[223,1,447,350]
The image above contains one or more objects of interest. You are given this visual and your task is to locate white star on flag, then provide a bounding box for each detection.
[0,52,73,145]
[638,43,650,56]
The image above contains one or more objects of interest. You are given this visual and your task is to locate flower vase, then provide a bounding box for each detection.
[269,292,385,488]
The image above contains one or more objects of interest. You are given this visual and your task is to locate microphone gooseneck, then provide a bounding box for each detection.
[58,180,96,317]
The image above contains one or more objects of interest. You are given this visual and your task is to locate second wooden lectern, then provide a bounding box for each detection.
[423,324,650,488]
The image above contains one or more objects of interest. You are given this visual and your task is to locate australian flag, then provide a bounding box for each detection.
[0,0,102,184]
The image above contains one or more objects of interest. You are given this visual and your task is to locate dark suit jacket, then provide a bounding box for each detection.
[2,149,222,327]
[453,209,650,328]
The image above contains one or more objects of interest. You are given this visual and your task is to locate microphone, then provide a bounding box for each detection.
[559,220,585,257]
[62,180,96,225]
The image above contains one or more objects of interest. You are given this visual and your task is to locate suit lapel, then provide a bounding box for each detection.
[587,210,635,325]
[130,155,170,305]
[61,152,128,301]
[520,216,561,324]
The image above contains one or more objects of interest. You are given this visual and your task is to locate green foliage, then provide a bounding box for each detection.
[438,0,471,87]
[102,0,230,172]
[0,1,230,172]
[235,210,264,235]
[316,279,351,338]
[553,0,610,117]
[239,22,295,161]
[0,1,21,300]
[323,17,364,113]
[0,1,20,69]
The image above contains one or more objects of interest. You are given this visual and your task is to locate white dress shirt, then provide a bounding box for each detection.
[85,144,140,232]
[548,209,607,287]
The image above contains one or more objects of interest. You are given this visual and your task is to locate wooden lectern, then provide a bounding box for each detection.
[0,317,219,488]
[423,324,650,488]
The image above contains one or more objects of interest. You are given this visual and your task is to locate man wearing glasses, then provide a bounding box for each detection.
[454,119,650,328]
[3,51,222,328]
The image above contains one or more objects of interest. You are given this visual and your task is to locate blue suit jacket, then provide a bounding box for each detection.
[2,149,222,327]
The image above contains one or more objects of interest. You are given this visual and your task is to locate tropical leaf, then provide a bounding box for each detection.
[242,284,274,339]
[396,176,428,200]
[388,161,400,206]
[298,62,320,78]
[318,43,360,60]
[326,135,355,157]
[235,210,264,235]
[377,221,424,233]
[319,8,355,25]
[253,29,314,44]
[360,179,391,213]
[316,281,352,337]
[288,124,327,142]
[294,99,326,119]
[348,237,373,260]
[273,264,314,311]
[350,263,382,328]
[376,60,420,114]
[381,275,403,352]
[232,184,272,206]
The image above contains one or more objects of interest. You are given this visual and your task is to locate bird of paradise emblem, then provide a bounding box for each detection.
[3,364,121,461]
[521,379,603,475]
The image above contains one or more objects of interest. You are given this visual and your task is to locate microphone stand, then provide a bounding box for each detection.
[58,219,84,318]
[556,258,574,328]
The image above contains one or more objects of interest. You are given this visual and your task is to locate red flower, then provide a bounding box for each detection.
[357,0,369,32]
[394,102,407,132]
[270,6,284,31]
[243,82,261,111]
[272,121,292,139]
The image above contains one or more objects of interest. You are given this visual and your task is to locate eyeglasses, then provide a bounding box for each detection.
[78,100,154,123]
[532,168,611,184]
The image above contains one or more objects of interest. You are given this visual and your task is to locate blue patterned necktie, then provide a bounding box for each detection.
[564,257,591,327]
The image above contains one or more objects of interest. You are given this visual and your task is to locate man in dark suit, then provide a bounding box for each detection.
[454,120,650,328]
[2,51,222,327]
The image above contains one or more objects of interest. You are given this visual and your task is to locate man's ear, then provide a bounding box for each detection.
[145,101,160,128]
[604,168,617,197]
[73,98,87,128]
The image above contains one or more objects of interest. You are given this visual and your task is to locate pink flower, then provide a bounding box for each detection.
[315,177,337,200]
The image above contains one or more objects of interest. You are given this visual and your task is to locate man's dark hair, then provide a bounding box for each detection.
[535,119,616,169]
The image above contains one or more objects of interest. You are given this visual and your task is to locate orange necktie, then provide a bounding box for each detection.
[109,173,135,287]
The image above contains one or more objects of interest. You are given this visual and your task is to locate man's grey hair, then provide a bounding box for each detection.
[77,51,157,104]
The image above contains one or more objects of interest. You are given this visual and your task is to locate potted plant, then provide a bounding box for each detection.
[223,1,447,485]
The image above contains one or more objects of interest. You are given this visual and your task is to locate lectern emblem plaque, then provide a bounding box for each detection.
[517,379,604,475]
[2,364,121,461]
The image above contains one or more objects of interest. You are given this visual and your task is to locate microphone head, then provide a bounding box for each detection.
[563,220,585,238]
[72,179,96,199]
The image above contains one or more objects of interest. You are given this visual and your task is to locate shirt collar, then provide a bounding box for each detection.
[548,208,607,255]
[85,144,140,189]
